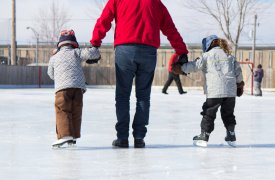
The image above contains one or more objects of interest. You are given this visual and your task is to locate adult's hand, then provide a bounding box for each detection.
[236,81,245,97]
[177,54,188,65]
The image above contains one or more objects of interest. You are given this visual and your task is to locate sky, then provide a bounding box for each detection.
[0,0,275,45]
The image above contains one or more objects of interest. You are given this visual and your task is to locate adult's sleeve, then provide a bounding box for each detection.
[77,47,101,62]
[159,2,188,55]
[90,0,116,47]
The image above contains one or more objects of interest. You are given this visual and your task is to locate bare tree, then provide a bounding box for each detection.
[35,1,70,44]
[183,0,262,55]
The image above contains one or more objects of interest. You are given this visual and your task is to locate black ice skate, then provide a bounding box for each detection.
[134,139,145,148]
[193,132,210,147]
[52,136,74,148]
[112,139,129,148]
[225,130,236,147]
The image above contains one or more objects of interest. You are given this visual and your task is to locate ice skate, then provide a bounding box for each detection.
[52,136,74,148]
[112,139,129,148]
[134,139,145,148]
[193,132,210,147]
[67,139,77,147]
[225,131,236,147]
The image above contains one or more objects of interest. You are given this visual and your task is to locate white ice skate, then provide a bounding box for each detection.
[193,140,208,147]
[225,131,236,148]
[193,132,209,147]
[52,136,74,148]
[226,141,236,147]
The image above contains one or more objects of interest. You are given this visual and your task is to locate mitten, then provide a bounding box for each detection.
[236,81,245,97]
[86,46,101,64]
[172,54,188,75]
[177,54,188,65]
[86,59,100,64]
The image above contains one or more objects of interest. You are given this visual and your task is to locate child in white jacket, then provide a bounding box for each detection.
[48,29,100,148]
[173,35,244,147]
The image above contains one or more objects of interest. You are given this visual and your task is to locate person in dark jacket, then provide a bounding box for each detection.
[162,53,187,94]
[90,0,189,148]
[254,64,264,96]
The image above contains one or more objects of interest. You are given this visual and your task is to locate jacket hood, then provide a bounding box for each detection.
[202,35,218,52]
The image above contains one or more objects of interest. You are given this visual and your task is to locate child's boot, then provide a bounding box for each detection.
[193,131,210,147]
[225,131,236,147]
[225,125,236,147]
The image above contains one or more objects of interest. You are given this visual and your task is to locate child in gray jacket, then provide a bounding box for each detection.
[48,29,100,148]
[173,35,244,147]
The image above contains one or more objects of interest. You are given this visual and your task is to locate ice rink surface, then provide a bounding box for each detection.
[0,87,275,180]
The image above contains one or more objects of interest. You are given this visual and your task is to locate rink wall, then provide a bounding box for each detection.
[0,65,204,87]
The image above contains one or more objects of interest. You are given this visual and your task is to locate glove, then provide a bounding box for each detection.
[177,54,188,65]
[171,63,187,75]
[86,59,100,64]
[86,46,101,64]
[236,81,245,97]
[171,54,188,75]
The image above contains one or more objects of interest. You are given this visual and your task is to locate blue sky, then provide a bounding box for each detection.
[0,0,275,45]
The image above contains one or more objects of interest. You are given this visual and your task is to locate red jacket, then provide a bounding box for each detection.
[168,53,178,72]
[90,0,188,55]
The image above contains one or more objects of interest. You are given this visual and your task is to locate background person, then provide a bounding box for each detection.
[162,53,187,95]
[254,64,264,96]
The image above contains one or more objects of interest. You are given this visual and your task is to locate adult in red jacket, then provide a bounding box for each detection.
[90,0,189,148]
[162,53,187,95]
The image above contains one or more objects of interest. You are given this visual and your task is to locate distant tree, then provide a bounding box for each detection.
[183,0,264,55]
[35,1,70,44]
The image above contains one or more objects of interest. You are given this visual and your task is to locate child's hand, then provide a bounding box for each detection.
[236,81,245,97]
[86,58,101,64]
[86,46,101,64]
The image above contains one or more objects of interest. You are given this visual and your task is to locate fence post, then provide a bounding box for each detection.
[38,66,42,88]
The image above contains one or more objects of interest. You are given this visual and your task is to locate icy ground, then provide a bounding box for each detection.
[0,87,275,180]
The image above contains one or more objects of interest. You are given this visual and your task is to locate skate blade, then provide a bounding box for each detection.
[226,141,236,147]
[193,140,207,147]
[52,140,74,149]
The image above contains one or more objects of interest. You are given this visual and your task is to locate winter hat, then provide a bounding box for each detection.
[202,35,218,52]
[57,29,79,48]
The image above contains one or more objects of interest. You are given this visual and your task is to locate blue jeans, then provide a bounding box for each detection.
[115,44,157,140]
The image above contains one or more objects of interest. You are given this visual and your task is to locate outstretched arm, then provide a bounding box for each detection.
[77,47,101,64]
[182,57,205,74]
[90,0,115,47]
[159,2,188,56]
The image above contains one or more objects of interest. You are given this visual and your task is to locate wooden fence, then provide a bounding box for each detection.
[0,65,52,86]
[0,64,204,87]
[0,59,274,90]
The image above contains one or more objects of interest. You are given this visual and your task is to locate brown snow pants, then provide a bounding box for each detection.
[55,88,83,139]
